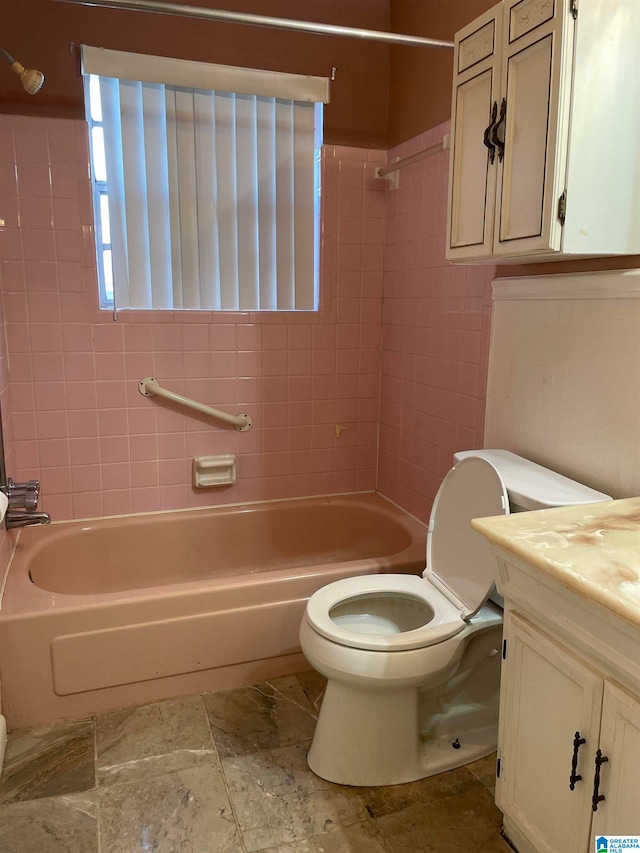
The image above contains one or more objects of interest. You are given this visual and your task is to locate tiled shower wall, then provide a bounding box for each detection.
[0,115,385,520]
[0,114,495,529]
[377,124,496,521]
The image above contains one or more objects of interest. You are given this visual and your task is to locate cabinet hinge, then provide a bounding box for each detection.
[502,639,507,660]
[570,0,578,19]
[558,191,567,225]
[496,758,501,778]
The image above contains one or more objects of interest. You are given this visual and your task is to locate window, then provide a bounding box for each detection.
[82,47,327,312]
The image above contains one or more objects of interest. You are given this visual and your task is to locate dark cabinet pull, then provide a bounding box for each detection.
[483,101,498,164]
[592,748,609,811]
[569,731,586,790]
[491,97,507,162]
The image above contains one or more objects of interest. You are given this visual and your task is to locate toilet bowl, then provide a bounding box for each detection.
[299,450,612,787]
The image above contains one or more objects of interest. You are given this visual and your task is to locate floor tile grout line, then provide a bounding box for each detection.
[92,714,102,853]
[199,691,249,853]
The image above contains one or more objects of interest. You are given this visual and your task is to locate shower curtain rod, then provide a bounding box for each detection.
[56,0,454,50]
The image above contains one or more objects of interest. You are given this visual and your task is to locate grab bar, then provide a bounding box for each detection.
[138,377,252,431]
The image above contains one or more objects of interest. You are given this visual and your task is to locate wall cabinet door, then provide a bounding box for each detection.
[447,0,640,263]
[590,682,640,836]
[493,0,574,256]
[497,612,603,853]
[447,4,503,261]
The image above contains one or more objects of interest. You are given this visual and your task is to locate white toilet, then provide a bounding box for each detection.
[299,449,611,786]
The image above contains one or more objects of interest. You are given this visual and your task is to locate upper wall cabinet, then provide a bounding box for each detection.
[446,0,640,263]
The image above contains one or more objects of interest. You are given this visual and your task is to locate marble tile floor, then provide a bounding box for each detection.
[0,671,513,852]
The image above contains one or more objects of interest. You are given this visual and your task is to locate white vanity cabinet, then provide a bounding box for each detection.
[446,0,640,263]
[497,611,640,853]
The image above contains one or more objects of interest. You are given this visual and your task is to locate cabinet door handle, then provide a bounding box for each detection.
[591,748,609,811]
[569,731,586,790]
[491,98,507,162]
[483,101,498,164]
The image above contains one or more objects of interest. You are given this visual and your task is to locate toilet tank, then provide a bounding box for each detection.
[453,449,612,512]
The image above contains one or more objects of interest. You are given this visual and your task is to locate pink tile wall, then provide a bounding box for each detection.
[0,115,385,520]
[377,122,496,522]
[0,263,19,712]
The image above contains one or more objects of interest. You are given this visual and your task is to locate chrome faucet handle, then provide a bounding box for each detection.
[2,478,41,510]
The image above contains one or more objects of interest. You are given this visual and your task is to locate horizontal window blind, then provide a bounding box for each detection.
[82,48,324,311]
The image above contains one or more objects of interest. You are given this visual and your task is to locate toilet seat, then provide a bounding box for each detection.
[305,457,509,653]
[305,574,466,651]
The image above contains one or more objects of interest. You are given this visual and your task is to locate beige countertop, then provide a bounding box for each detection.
[472,497,640,628]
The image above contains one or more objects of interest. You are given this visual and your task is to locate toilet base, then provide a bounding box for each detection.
[306,681,499,787]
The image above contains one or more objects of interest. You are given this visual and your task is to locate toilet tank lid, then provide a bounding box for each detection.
[452,450,611,511]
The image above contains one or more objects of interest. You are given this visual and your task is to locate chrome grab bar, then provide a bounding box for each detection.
[138,377,252,431]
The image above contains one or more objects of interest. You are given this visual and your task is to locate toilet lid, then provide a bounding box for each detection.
[425,456,509,619]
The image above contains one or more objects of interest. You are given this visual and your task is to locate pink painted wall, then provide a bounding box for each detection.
[377,122,496,522]
[0,115,385,519]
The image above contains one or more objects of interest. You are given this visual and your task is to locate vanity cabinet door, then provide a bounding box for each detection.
[497,612,603,853]
[590,681,640,837]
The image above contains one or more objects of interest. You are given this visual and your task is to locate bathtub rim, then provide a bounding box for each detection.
[1,492,427,617]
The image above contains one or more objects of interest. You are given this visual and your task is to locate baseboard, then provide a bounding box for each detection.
[0,715,6,778]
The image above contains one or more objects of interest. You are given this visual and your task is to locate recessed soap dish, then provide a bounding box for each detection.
[192,454,237,488]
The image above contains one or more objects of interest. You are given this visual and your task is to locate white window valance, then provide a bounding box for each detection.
[81,46,331,104]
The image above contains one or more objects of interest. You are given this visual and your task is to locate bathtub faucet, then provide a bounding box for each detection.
[1,479,51,529]
[6,510,52,529]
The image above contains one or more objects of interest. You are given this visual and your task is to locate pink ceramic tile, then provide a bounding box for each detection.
[263,324,287,350]
[67,409,99,438]
[38,438,71,467]
[27,291,60,323]
[0,229,23,261]
[152,323,182,351]
[94,323,124,353]
[72,491,103,519]
[14,439,39,469]
[35,410,68,439]
[181,324,209,351]
[22,230,55,262]
[155,351,184,380]
[71,464,102,493]
[0,259,25,291]
[66,381,97,410]
[19,197,53,230]
[99,435,130,464]
[102,489,133,516]
[102,462,132,490]
[209,324,236,350]
[95,352,126,382]
[53,197,81,230]
[24,259,58,292]
[40,465,72,495]
[16,164,51,198]
[124,351,155,380]
[50,165,78,199]
[130,460,159,488]
[129,434,158,462]
[40,493,73,519]
[70,437,101,466]
[236,324,262,350]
